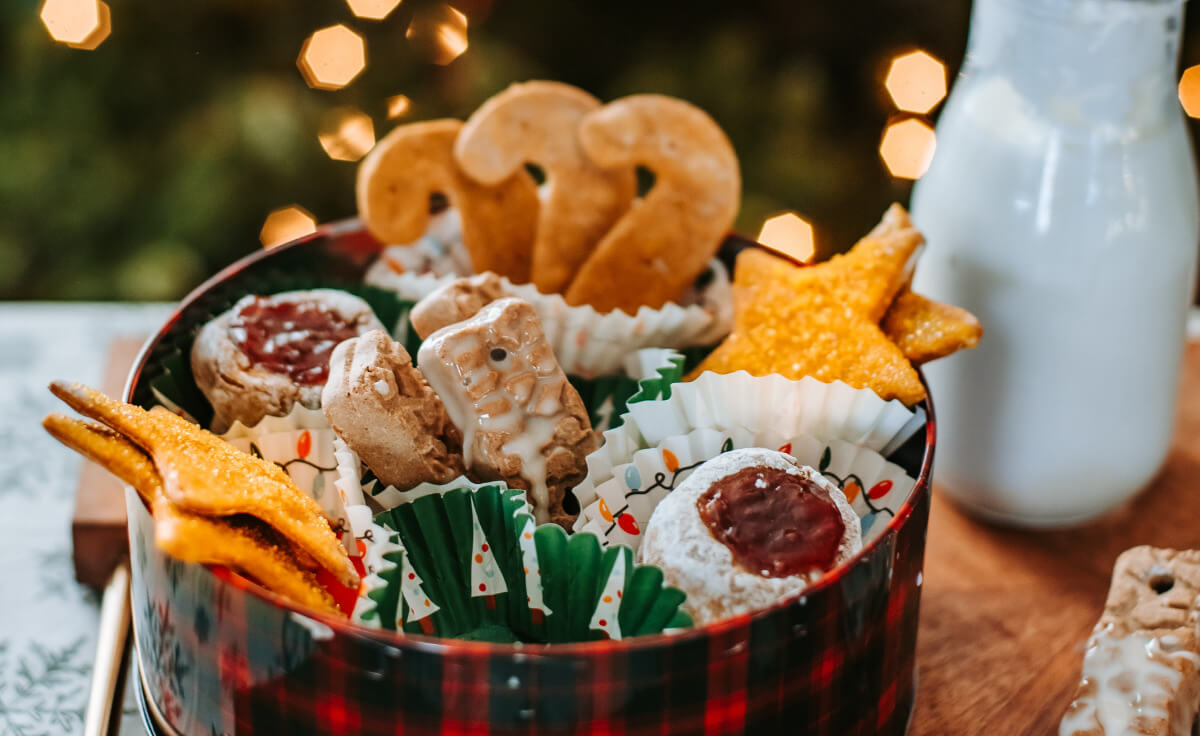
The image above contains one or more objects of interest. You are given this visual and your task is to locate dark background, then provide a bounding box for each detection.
[3,0,1197,301]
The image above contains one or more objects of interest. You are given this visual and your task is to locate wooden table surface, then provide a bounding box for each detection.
[910,341,1200,735]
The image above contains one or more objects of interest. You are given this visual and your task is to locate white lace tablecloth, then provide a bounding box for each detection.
[0,303,173,736]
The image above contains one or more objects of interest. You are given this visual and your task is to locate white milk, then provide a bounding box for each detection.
[911,0,1199,525]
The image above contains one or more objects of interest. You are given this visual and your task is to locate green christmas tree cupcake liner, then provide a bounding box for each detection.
[352,480,691,643]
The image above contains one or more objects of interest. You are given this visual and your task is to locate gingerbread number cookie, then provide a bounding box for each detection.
[357,119,539,283]
[563,94,741,314]
[454,81,636,295]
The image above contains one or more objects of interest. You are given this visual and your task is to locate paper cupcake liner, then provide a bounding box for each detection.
[219,404,364,555]
[364,259,732,378]
[353,482,691,642]
[573,425,915,552]
[621,370,925,456]
[572,371,924,540]
[370,208,473,279]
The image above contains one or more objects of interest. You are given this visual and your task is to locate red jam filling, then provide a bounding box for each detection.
[229,298,359,385]
[697,466,845,578]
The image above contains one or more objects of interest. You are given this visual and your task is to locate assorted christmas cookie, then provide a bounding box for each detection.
[689,204,981,405]
[639,448,861,625]
[321,329,465,489]
[191,289,385,431]
[419,297,596,527]
[42,80,984,642]
[1060,547,1200,736]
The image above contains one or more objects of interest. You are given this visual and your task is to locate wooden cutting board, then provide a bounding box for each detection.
[910,341,1200,735]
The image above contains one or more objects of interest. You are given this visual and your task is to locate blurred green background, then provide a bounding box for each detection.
[3,0,1198,300]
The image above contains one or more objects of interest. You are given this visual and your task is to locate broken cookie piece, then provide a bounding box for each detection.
[322,330,465,491]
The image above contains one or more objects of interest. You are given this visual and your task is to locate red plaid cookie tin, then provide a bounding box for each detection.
[125,221,935,736]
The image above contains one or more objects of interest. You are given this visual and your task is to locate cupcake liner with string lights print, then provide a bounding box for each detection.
[573,425,914,551]
[220,404,362,555]
[572,372,922,552]
[352,478,691,642]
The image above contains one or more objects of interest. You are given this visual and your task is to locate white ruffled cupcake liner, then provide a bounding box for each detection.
[220,405,358,555]
[620,371,925,456]
[572,424,915,552]
[364,258,732,378]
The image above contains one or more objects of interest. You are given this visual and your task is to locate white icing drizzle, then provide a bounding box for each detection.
[417,300,565,524]
[1060,626,1200,736]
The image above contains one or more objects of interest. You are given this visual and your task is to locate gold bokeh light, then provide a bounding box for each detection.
[1180,65,1200,118]
[40,0,110,49]
[347,0,402,21]
[884,50,947,114]
[406,4,469,65]
[260,206,318,249]
[879,118,936,180]
[757,213,816,263]
[386,94,412,119]
[298,24,367,91]
[318,107,376,162]
[69,1,110,50]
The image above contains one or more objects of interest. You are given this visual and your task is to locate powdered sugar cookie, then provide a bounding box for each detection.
[639,448,861,625]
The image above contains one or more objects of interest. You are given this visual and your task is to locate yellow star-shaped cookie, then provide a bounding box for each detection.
[883,288,982,365]
[689,204,928,405]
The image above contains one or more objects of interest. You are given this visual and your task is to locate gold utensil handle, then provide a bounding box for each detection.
[84,560,131,736]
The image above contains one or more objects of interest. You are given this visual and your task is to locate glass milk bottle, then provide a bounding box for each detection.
[911,0,1199,526]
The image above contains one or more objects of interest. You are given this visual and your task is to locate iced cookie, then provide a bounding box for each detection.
[321,330,464,490]
[565,94,740,313]
[639,448,861,625]
[454,80,636,294]
[410,272,510,340]
[191,290,385,431]
[417,297,596,527]
[1060,547,1200,736]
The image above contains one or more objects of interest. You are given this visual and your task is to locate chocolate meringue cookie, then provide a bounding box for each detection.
[321,330,464,490]
[191,289,385,431]
[639,448,862,625]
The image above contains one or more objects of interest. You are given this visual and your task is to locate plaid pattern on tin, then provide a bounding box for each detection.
[126,224,934,736]
[131,467,929,736]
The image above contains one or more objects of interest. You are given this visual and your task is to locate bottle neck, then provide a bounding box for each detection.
[962,0,1185,132]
